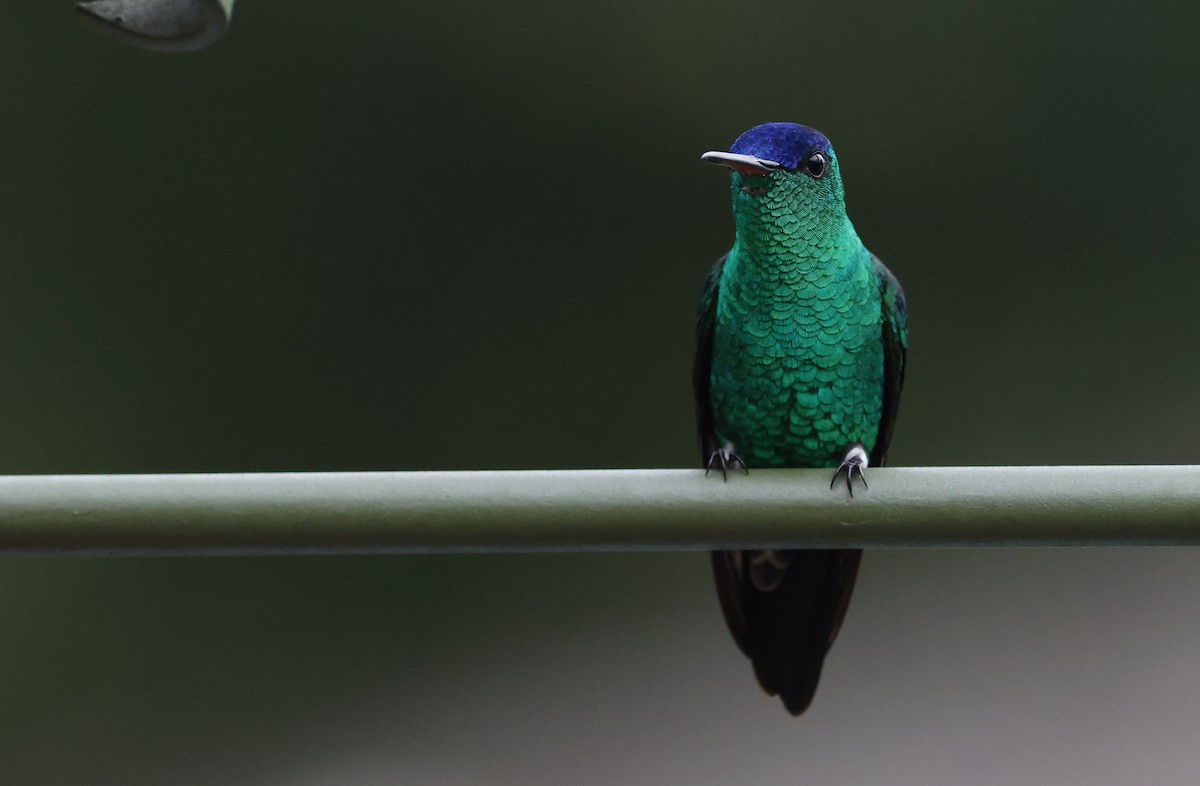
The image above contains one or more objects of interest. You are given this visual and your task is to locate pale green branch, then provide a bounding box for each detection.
[0,466,1194,555]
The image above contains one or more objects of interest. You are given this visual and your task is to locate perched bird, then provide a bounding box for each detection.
[695,122,908,715]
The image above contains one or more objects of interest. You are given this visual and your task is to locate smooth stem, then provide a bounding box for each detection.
[0,466,1195,555]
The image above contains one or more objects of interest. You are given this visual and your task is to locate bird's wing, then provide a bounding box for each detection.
[693,253,727,461]
[871,255,908,467]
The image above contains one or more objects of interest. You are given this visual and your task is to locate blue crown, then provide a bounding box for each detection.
[729,123,831,170]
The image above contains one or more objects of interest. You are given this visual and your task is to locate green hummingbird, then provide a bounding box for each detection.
[695,122,908,715]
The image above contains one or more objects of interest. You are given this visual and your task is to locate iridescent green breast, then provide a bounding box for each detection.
[709,237,885,469]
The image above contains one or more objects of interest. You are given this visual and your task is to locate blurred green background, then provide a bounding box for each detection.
[0,0,1198,783]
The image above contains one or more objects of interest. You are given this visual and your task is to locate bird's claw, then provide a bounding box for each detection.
[706,445,748,481]
[830,445,869,497]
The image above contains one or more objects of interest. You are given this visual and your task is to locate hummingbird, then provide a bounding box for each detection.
[695,122,908,715]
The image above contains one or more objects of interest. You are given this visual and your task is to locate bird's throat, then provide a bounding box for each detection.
[729,192,861,276]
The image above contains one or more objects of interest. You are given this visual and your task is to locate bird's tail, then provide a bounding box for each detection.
[712,548,862,715]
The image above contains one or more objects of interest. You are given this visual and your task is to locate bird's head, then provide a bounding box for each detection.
[702,122,846,221]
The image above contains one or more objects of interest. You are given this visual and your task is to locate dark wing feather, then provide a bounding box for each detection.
[871,255,908,466]
[693,253,727,462]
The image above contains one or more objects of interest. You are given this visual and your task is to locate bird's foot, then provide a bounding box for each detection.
[705,442,748,481]
[830,444,869,497]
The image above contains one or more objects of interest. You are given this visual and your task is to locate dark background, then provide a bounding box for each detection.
[1,1,1198,783]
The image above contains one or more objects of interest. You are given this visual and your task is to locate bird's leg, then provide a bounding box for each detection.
[706,441,748,481]
[830,444,869,496]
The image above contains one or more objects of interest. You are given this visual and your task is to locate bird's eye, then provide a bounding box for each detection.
[803,152,828,179]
